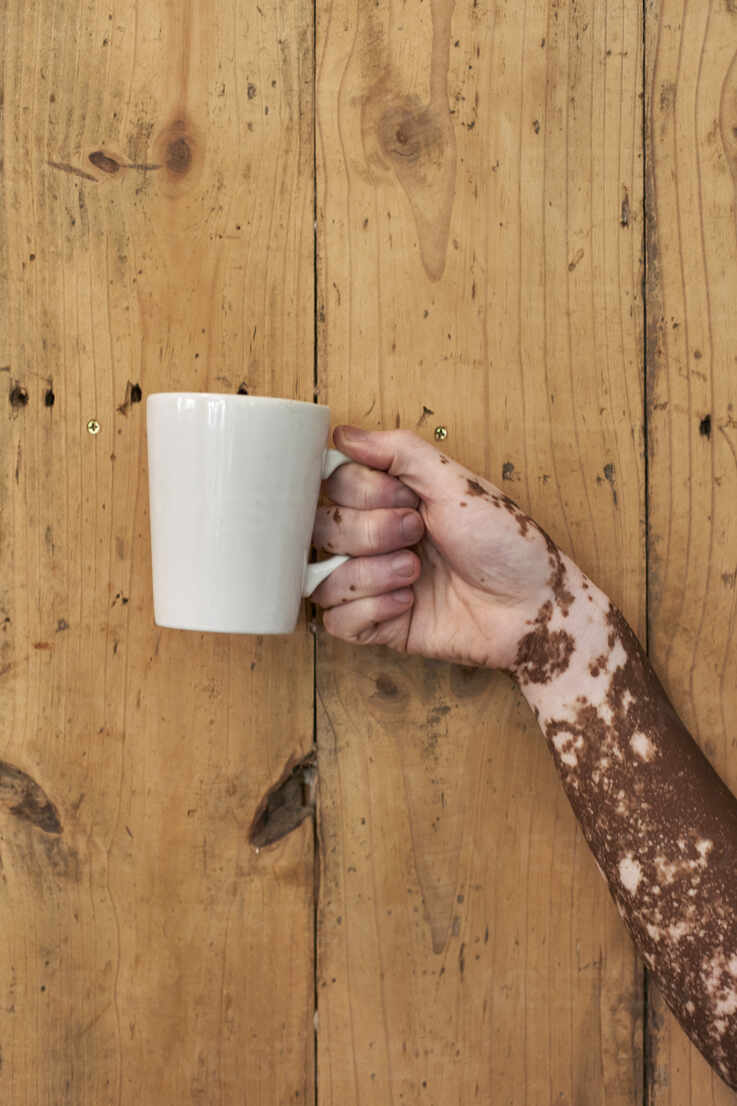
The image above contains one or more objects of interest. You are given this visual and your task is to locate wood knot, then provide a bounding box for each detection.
[9,383,28,408]
[363,86,456,281]
[248,752,316,850]
[368,671,410,715]
[377,101,445,166]
[375,674,399,698]
[155,117,198,182]
[89,150,120,174]
[166,135,192,175]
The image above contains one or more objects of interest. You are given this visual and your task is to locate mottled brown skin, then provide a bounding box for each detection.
[515,563,737,1090]
[515,600,575,685]
[485,489,737,1086]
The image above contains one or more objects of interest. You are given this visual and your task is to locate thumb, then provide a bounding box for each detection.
[333,426,464,502]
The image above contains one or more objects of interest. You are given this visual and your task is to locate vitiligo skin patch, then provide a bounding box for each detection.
[513,541,737,1090]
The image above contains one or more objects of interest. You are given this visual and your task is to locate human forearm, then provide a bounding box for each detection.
[512,544,737,1090]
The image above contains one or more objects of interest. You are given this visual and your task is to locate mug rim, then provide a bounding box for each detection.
[147,392,327,411]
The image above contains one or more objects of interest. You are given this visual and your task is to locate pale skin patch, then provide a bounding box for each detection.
[696,839,713,861]
[619,854,643,895]
[630,731,656,761]
[668,921,692,941]
[540,613,623,720]
[552,731,584,768]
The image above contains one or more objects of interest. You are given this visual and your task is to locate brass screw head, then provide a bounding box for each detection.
[434,425,448,441]
[87,419,101,435]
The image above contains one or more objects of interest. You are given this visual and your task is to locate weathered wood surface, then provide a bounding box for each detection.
[4,0,737,1102]
[646,1,737,1101]
[316,0,645,1101]
[1,0,316,1102]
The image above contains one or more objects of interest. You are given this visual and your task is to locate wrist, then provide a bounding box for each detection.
[509,544,613,715]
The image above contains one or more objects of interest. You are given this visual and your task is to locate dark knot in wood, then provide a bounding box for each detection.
[378,101,445,166]
[89,150,120,174]
[166,135,192,175]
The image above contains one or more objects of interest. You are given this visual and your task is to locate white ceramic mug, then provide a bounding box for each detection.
[146,393,351,634]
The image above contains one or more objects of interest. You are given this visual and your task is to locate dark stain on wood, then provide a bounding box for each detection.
[621,186,631,227]
[47,160,97,182]
[0,761,62,835]
[603,462,617,505]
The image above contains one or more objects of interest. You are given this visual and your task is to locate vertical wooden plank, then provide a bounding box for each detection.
[316,0,644,1102]
[646,0,737,1100]
[1,0,316,1102]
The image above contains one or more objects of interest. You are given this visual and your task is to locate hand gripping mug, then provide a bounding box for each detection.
[146,393,351,634]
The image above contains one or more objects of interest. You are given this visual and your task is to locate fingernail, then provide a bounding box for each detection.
[401,512,424,542]
[390,588,414,605]
[338,425,368,443]
[391,553,416,577]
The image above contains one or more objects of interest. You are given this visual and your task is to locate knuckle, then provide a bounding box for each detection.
[362,512,382,554]
[355,621,379,645]
[322,609,344,638]
[353,557,372,593]
[391,429,415,447]
[357,470,379,509]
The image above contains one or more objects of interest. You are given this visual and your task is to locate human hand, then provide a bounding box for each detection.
[311,427,564,669]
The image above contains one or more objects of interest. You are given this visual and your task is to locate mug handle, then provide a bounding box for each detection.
[302,449,352,598]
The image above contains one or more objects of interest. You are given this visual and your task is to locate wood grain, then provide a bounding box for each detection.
[316,0,645,1101]
[646,1,737,1101]
[1,0,316,1102]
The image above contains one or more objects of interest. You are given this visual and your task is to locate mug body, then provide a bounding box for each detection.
[146,393,331,634]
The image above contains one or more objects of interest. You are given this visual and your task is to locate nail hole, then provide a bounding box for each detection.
[10,384,29,407]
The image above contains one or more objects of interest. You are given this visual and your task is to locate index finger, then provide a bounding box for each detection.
[325,462,420,510]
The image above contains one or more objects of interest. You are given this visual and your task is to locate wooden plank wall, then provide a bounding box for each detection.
[646,1,737,1102]
[2,0,737,1103]
[316,0,645,1102]
[1,0,317,1102]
